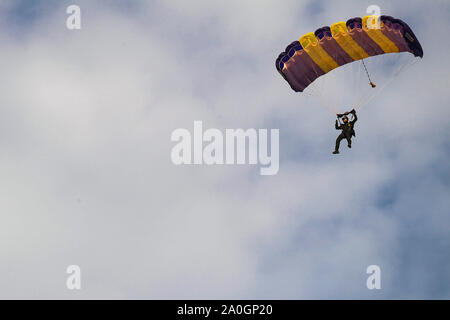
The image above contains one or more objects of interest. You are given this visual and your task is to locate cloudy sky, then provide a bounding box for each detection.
[0,0,448,299]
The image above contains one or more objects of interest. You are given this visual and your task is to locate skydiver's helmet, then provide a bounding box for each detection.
[342,116,348,123]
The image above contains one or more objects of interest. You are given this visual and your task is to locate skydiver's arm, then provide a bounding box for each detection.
[335,119,341,129]
[351,110,357,123]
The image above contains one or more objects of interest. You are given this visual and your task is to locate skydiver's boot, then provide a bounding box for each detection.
[332,150,339,154]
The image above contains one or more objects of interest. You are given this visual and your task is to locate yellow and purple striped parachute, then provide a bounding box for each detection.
[276,15,423,92]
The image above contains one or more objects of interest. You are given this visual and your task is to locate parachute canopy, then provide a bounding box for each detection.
[276,15,423,93]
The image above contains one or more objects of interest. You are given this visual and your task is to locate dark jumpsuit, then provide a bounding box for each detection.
[334,113,357,152]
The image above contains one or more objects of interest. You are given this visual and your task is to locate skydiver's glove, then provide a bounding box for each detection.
[351,109,356,114]
[337,113,343,117]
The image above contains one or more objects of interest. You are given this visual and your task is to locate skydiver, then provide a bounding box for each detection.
[333,109,357,155]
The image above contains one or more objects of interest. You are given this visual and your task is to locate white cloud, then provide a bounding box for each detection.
[0,0,448,298]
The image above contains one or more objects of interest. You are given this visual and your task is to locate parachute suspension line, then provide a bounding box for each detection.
[353,60,363,110]
[322,66,338,113]
[357,56,418,111]
[362,59,376,88]
[304,88,337,114]
[303,66,338,114]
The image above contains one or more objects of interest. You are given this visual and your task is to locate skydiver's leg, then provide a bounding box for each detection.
[346,136,352,148]
[334,133,345,153]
